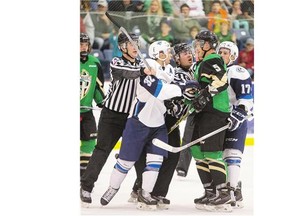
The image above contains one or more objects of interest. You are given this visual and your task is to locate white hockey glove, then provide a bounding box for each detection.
[227,106,247,131]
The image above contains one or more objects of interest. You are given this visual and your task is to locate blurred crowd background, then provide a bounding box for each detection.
[80,0,254,81]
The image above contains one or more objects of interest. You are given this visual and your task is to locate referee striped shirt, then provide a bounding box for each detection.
[167,66,195,118]
[104,56,144,113]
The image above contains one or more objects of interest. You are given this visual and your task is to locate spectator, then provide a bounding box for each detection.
[241,0,254,17]
[108,0,138,11]
[202,0,231,15]
[171,3,201,43]
[236,7,254,30]
[229,0,249,31]
[134,0,145,12]
[215,20,236,44]
[109,28,122,58]
[238,38,254,79]
[143,0,173,15]
[80,0,90,12]
[219,0,233,12]
[80,16,86,33]
[186,25,200,44]
[207,0,228,34]
[90,0,113,50]
[171,0,205,18]
[81,12,95,46]
[155,18,174,46]
[138,0,164,46]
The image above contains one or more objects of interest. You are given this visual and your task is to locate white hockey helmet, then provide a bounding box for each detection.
[148,40,171,61]
[216,41,239,65]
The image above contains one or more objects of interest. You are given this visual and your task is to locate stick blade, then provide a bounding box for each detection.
[152,138,174,152]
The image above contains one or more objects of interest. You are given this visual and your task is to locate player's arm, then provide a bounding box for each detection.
[229,66,254,112]
[109,57,144,80]
[200,57,228,96]
[140,75,199,101]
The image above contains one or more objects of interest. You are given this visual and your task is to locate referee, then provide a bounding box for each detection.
[80,32,153,204]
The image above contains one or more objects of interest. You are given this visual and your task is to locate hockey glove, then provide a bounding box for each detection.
[227,106,247,131]
[179,80,201,100]
[191,88,211,112]
[165,99,184,118]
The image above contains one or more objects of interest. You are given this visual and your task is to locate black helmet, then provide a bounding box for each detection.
[172,43,194,66]
[118,32,139,45]
[195,30,218,49]
[80,32,90,44]
[173,43,192,56]
[80,33,91,58]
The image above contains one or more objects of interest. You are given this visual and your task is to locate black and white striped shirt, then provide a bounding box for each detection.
[104,56,144,113]
[166,65,195,118]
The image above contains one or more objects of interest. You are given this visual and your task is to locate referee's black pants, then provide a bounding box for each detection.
[81,107,129,192]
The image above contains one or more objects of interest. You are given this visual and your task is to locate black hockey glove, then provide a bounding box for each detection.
[227,106,247,131]
[191,88,211,112]
[165,99,184,118]
[164,100,174,110]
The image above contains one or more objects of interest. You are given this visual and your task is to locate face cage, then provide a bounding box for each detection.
[192,39,205,51]
[157,47,172,61]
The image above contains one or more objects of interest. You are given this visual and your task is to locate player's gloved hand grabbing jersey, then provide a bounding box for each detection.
[191,88,211,112]
[178,80,201,100]
[227,106,247,131]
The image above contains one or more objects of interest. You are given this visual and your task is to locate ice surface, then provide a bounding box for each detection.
[81,145,253,216]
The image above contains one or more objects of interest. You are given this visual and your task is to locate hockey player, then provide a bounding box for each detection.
[80,32,105,177]
[216,41,253,208]
[189,30,232,211]
[80,32,153,205]
[129,42,198,209]
[100,40,200,210]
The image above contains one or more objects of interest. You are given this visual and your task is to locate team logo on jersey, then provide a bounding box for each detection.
[80,70,91,100]
[236,67,245,73]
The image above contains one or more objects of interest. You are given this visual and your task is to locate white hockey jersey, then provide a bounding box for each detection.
[145,58,175,84]
[227,65,254,116]
[129,59,182,127]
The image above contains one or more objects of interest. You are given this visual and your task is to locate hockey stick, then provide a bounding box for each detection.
[153,114,254,153]
[168,107,195,134]
[153,124,229,153]
[80,106,98,110]
[105,11,151,70]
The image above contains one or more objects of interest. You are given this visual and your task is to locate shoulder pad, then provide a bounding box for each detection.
[88,55,100,63]
[111,57,123,66]
[228,65,251,80]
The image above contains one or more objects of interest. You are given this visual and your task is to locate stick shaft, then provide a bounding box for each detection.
[105,12,151,70]
[153,124,229,153]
